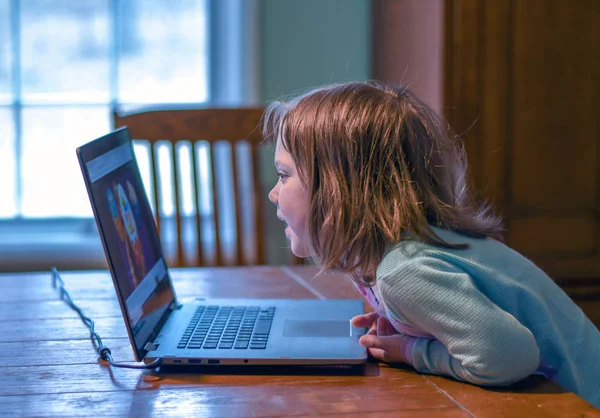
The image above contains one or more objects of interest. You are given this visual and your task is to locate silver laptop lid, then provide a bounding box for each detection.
[76,127,176,361]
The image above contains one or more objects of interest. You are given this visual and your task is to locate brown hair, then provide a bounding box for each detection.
[263,81,502,286]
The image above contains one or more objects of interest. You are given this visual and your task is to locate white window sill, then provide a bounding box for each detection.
[0,226,108,272]
[0,217,250,272]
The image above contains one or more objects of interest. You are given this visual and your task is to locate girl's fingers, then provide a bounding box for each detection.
[376,316,398,336]
[367,347,389,362]
[377,317,396,336]
[360,334,394,362]
[359,334,405,363]
[350,311,379,327]
[385,318,397,335]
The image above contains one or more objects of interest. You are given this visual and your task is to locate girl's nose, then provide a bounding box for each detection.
[268,184,278,205]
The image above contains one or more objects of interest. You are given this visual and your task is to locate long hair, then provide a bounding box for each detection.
[263,81,503,286]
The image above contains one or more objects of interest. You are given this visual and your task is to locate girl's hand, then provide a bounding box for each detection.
[351,312,398,337]
[358,317,416,364]
[350,311,380,333]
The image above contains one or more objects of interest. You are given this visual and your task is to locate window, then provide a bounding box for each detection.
[0,0,208,219]
[0,0,260,270]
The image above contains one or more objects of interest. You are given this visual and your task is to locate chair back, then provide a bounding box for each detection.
[113,107,267,267]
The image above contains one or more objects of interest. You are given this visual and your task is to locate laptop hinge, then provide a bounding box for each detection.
[170,301,183,311]
[144,342,159,351]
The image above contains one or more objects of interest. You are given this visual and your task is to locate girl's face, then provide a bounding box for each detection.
[268,137,311,258]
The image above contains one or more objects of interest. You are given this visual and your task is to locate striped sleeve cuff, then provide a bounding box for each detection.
[401,335,418,366]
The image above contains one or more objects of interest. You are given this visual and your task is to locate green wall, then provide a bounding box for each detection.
[258,0,372,264]
[261,0,372,102]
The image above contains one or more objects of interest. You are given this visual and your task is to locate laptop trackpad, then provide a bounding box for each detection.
[282,319,350,337]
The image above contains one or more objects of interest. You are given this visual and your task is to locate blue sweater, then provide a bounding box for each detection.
[375,227,600,408]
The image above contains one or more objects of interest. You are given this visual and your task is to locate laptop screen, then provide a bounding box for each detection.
[77,128,175,360]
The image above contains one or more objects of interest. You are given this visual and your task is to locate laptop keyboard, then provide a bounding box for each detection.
[177,305,276,350]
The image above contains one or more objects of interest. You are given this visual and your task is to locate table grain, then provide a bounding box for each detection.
[0,266,597,417]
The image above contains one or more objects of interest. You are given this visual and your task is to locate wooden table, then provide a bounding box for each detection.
[0,265,598,417]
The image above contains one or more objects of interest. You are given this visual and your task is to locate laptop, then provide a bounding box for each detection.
[76,127,367,366]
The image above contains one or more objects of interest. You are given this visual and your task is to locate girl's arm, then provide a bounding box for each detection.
[378,255,540,386]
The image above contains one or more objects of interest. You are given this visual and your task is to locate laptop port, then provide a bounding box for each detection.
[188,359,202,364]
[207,359,220,365]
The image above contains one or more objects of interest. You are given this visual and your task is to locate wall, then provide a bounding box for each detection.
[259,0,372,264]
[372,0,444,114]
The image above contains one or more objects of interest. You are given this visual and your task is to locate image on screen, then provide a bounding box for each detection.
[86,142,174,350]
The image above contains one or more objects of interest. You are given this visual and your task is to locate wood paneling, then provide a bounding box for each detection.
[444,0,600,283]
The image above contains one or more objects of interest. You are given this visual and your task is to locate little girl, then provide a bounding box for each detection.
[265,81,600,408]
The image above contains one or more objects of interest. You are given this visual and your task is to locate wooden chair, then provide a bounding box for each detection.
[113,107,268,267]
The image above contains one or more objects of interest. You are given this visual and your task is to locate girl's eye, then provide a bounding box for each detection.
[277,172,288,182]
